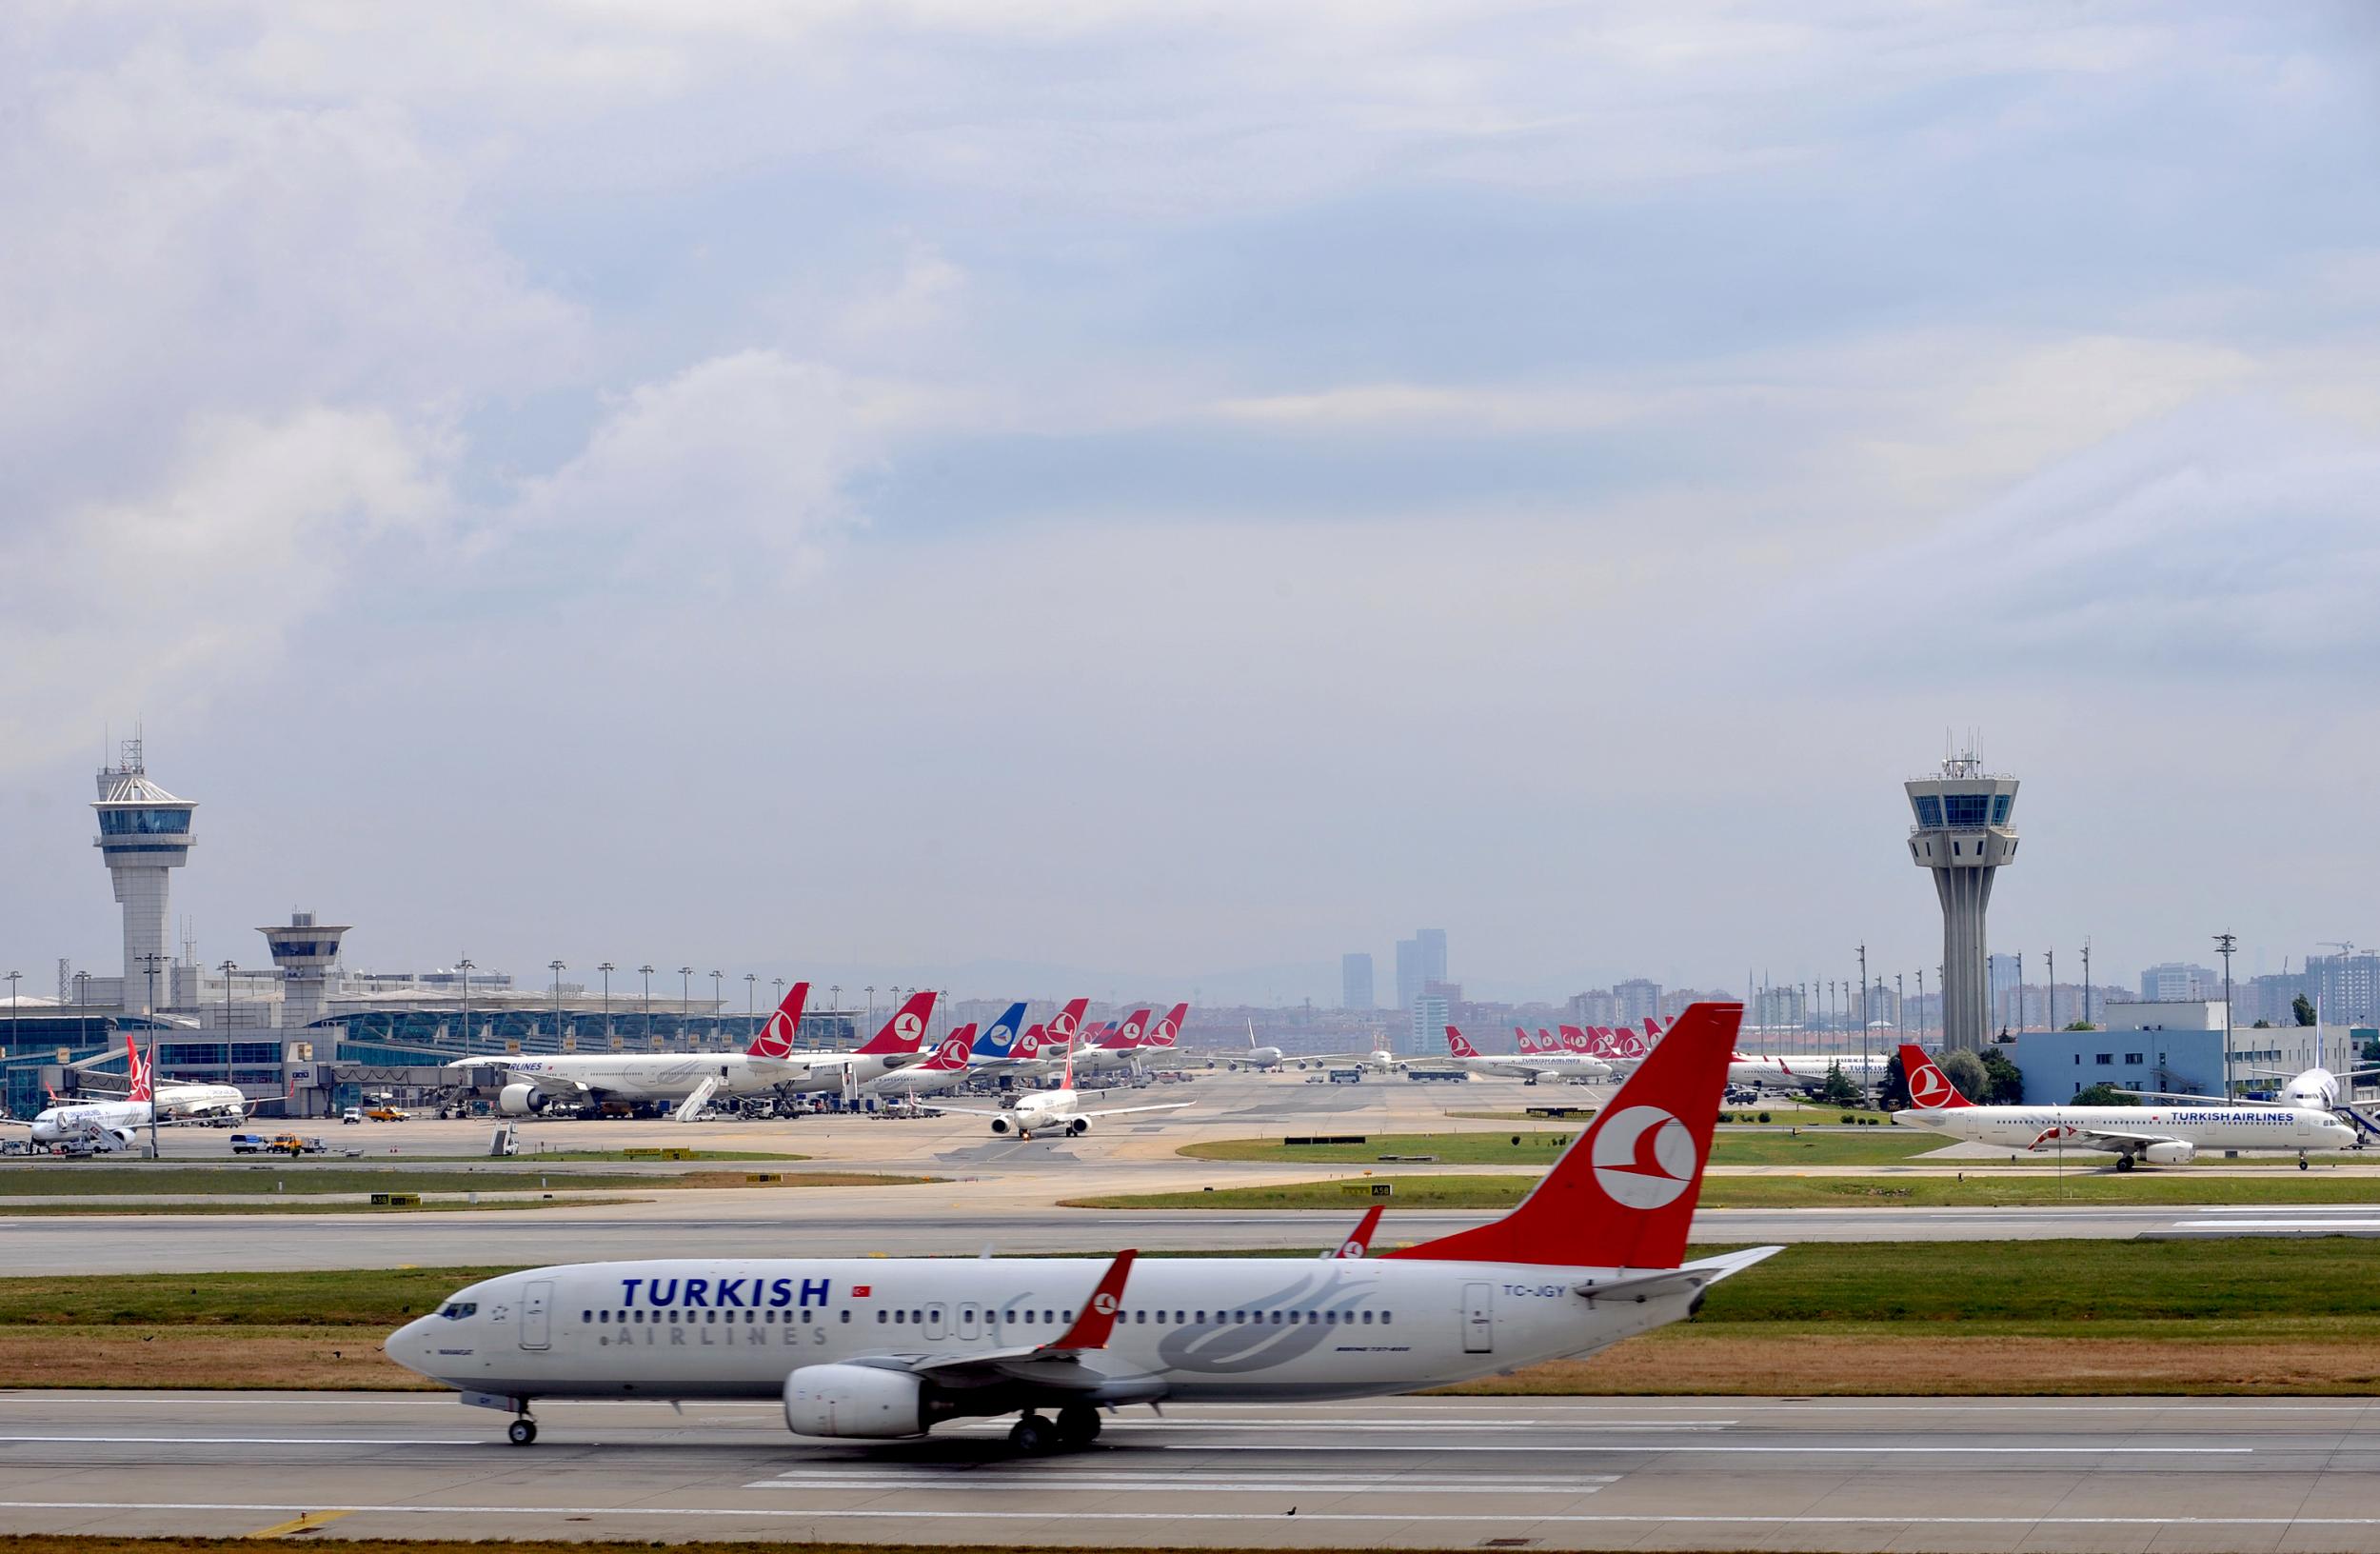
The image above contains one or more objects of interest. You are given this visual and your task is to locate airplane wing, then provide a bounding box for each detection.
[2031,1126,2168,1154]
[1067,1101,1193,1121]
[922,1104,1011,1120]
[826,1252,1160,1399]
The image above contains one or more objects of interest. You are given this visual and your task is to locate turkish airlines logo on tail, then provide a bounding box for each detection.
[931,1034,972,1069]
[1092,1291,1120,1316]
[1560,1026,1595,1054]
[1447,1027,1478,1058]
[751,1010,797,1058]
[1590,1106,1700,1209]
[1909,1062,1956,1107]
[895,1012,924,1045]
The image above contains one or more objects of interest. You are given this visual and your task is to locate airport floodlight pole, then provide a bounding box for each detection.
[709,969,723,1011]
[744,972,756,1017]
[2013,952,2022,1036]
[457,957,475,1055]
[2215,932,2238,1099]
[639,965,655,1045]
[679,966,693,1015]
[218,960,236,1033]
[2081,940,2092,1027]
[5,970,17,1058]
[549,961,566,1046]
[599,962,614,1045]
[864,986,876,1028]
[1895,972,1905,1041]
[2046,948,2055,1031]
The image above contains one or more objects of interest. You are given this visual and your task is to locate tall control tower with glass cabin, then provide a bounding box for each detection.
[91,739,197,1014]
[1905,750,2018,1052]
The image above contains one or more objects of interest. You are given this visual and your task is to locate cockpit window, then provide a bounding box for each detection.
[439,1302,479,1320]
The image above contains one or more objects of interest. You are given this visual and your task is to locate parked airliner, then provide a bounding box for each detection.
[1894,1043,2356,1169]
[1443,1026,1610,1084]
[386,1002,1775,1451]
[461,986,934,1117]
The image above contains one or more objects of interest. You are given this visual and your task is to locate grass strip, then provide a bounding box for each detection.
[1180,1130,1941,1166]
[1076,1171,2380,1209]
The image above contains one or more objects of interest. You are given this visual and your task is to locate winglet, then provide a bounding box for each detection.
[1329,1204,1386,1259]
[1041,1249,1138,1351]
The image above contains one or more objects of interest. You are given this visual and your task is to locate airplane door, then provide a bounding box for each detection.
[1461,1283,1494,1354]
[923,1303,949,1341]
[958,1303,982,1341]
[521,1280,554,1351]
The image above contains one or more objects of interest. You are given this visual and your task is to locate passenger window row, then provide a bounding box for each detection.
[585,1308,850,1325]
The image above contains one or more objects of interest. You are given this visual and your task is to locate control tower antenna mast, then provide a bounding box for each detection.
[1904,742,2019,1053]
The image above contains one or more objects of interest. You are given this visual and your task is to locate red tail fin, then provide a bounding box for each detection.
[1898,1044,1972,1108]
[922,1029,975,1071]
[1558,1025,1595,1053]
[857,991,937,1055]
[1147,1003,1186,1047]
[1102,1008,1152,1048]
[1446,1026,1479,1059]
[1013,1024,1046,1060]
[1045,998,1089,1048]
[1385,1002,1741,1269]
[745,982,811,1058]
[1643,1017,1662,1039]
[126,1035,152,1105]
[1514,1026,1538,1053]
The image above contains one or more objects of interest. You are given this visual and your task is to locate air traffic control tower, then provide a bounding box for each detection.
[91,738,197,1014]
[1905,751,2019,1052]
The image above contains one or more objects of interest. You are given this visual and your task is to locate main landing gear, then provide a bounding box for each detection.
[506,1416,539,1446]
[1007,1405,1101,1454]
[2299,1152,2311,1171]
[2114,1155,2136,1172]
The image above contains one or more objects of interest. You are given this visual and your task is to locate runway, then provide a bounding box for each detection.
[3,1390,2376,1550]
[2,1199,2335,1273]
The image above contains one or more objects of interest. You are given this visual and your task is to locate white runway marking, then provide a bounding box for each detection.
[743,1475,1615,1492]
[2172,1218,2380,1229]
[5,1500,2378,1528]
[0,1435,482,1446]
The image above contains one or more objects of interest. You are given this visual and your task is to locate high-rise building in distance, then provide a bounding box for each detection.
[1408,992,1450,1056]
[1340,953,1375,1010]
[1392,928,1449,1009]
[2140,963,2219,1002]
[1615,978,1662,1026]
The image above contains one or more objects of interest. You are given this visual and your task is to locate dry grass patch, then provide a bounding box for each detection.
[0,1328,434,1390]
[1441,1330,2380,1396]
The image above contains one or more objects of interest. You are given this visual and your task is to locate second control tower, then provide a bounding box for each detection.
[1905,750,2019,1052]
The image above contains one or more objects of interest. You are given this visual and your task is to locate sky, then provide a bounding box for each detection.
[4,1,2378,1007]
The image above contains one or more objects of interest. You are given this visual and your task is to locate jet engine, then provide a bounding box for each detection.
[2140,1141,2196,1166]
[498,1083,556,1116]
[783,1364,932,1438]
[1066,1115,1093,1136]
[988,1115,1014,1135]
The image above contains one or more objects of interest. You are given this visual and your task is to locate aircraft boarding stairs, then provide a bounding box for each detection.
[672,1076,723,1123]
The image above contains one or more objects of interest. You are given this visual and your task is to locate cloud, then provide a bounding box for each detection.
[0,408,443,767]
[497,350,902,588]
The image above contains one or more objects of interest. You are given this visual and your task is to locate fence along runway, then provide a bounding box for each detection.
[3,1391,2378,1550]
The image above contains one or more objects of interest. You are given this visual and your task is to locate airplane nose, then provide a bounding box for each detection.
[385,1317,436,1378]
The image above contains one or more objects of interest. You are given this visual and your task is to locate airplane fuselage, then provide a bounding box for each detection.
[466,1051,914,1106]
[1895,1103,2353,1157]
[387,1254,1702,1410]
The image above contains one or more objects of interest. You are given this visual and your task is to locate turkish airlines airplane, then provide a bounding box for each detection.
[462,986,935,1117]
[1727,1049,1890,1093]
[1443,1026,1610,1084]
[1894,1043,2356,1170]
[386,1002,1773,1450]
[1069,1007,1156,1078]
[8,1038,272,1148]
[865,1031,979,1101]
[935,1037,1190,1141]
